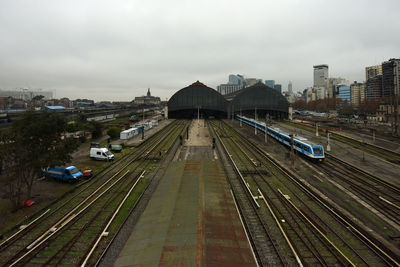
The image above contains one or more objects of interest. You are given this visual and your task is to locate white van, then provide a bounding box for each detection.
[90,148,114,161]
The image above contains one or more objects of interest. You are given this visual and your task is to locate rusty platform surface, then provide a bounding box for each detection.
[114,159,256,266]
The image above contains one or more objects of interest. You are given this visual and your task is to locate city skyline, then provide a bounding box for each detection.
[0,0,399,101]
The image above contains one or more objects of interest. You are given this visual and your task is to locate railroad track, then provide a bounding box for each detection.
[213,119,400,266]
[0,120,188,266]
[320,154,400,227]
[209,120,286,266]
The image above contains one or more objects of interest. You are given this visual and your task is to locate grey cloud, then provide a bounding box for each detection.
[0,0,399,101]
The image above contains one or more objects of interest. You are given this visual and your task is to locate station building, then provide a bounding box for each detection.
[167,81,289,119]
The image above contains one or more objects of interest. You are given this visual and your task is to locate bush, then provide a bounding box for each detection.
[107,126,121,139]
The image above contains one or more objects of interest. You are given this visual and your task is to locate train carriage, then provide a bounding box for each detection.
[235,115,325,162]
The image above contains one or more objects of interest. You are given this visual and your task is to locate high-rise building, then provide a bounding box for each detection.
[314,87,326,100]
[274,84,282,93]
[328,77,348,98]
[265,80,275,88]
[365,65,382,81]
[229,74,246,86]
[382,59,400,98]
[337,86,351,103]
[288,81,293,95]
[245,78,259,87]
[313,64,329,88]
[217,84,243,95]
[350,81,365,107]
[365,75,382,99]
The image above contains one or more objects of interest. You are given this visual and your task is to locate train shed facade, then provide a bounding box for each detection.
[228,82,289,119]
[168,81,228,119]
[167,81,289,119]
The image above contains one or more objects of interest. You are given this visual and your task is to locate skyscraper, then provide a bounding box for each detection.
[365,75,382,99]
[313,64,329,88]
[382,59,400,98]
[229,74,246,86]
[365,65,382,81]
[288,81,293,95]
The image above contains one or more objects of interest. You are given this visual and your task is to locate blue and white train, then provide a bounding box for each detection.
[235,115,325,162]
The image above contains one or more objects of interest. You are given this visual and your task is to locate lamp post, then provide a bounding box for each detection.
[265,113,267,143]
[255,107,257,135]
[240,108,242,127]
[289,134,295,168]
[327,132,331,152]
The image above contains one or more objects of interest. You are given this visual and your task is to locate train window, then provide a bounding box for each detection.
[313,147,322,154]
[304,146,310,152]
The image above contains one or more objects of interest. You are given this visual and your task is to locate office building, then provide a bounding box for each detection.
[217,84,243,95]
[313,64,329,88]
[245,78,259,87]
[328,77,348,99]
[350,81,365,107]
[314,87,326,100]
[274,84,282,93]
[229,74,246,86]
[382,58,400,98]
[337,86,351,103]
[365,75,382,99]
[288,81,293,95]
[265,80,275,88]
[365,65,382,81]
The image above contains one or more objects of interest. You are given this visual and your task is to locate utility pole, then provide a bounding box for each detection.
[240,108,242,127]
[327,132,331,152]
[265,113,267,143]
[315,122,319,136]
[255,107,257,135]
[372,129,375,143]
[289,134,295,168]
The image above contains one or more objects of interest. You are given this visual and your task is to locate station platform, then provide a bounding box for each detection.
[114,120,256,266]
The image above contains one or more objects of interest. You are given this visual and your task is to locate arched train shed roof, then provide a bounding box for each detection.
[230,82,289,113]
[168,81,228,115]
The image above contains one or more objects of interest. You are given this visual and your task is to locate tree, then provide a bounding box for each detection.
[107,126,121,139]
[339,101,354,116]
[32,95,45,101]
[1,111,78,207]
[84,121,104,139]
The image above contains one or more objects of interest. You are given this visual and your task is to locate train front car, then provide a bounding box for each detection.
[311,144,325,162]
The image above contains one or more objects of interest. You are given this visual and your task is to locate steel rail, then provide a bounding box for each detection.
[81,170,146,266]
[225,119,398,265]
[0,120,180,253]
[8,170,131,267]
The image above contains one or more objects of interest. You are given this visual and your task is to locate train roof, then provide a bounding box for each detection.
[238,115,323,147]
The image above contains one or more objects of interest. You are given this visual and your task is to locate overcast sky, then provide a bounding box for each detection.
[0,0,399,101]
